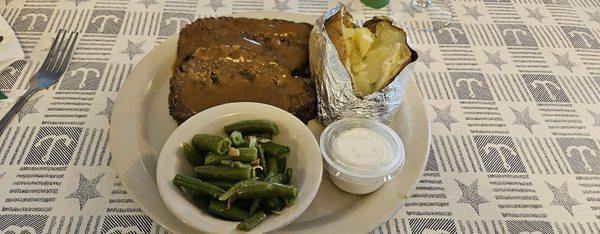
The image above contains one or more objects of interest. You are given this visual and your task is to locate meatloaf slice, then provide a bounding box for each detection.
[169,45,316,124]
[177,17,312,72]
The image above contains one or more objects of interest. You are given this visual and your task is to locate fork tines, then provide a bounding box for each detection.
[41,29,79,74]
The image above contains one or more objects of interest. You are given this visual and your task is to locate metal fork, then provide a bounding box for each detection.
[0,29,78,135]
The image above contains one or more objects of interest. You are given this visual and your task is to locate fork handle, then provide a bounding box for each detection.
[0,89,39,136]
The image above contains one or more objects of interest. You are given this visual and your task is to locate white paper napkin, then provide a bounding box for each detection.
[0,16,24,72]
[0,16,25,117]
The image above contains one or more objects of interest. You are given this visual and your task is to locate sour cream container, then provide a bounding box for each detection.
[320,118,405,194]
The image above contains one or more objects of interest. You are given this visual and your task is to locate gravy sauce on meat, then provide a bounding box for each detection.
[169,17,317,124]
[177,17,312,72]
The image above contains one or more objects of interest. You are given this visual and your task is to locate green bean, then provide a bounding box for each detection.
[183,187,204,200]
[237,211,267,231]
[230,131,245,146]
[235,147,258,162]
[195,166,252,182]
[214,160,251,168]
[219,180,297,200]
[217,160,251,168]
[224,120,279,135]
[219,180,254,201]
[257,145,267,176]
[172,175,224,200]
[260,141,289,155]
[231,161,245,168]
[283,197,295,207]
[205,152,230,165]
[266,173,290,184]
[278,156,286,173]
[249,198,261,215]
[207,200,250,221]
[251,133,273,140]
[235,181,297,199]
[182,142,204,166]
[264,197,283,211]
[204,148,257,165]
[207,180,235,190]
[265,155,278,178]
[192,134,231,154]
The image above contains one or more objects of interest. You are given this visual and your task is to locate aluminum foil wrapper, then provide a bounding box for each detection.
[309,4,418,126]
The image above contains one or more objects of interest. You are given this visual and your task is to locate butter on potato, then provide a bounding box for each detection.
[325,6,412,97]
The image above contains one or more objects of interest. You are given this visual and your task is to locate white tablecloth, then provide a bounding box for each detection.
[1,0,600,233]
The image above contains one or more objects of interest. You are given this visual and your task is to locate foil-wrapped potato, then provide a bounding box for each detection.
[324,6,412,97]
[309,4,417,125]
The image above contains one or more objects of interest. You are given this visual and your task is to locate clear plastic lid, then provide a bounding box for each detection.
[319,118,405,185]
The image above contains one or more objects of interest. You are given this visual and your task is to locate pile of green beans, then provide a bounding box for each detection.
[172,119,296,231]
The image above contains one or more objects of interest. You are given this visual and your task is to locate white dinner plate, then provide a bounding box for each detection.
[110,11,431,233]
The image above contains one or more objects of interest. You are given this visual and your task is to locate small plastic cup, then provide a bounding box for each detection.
[319,118,405,194]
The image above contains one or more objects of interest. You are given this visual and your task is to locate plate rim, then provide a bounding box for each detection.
[109,11,431,234]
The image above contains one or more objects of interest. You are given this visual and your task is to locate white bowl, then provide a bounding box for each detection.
[156,102,323,233]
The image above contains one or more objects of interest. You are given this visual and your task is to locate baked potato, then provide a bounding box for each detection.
[325,5,412,97]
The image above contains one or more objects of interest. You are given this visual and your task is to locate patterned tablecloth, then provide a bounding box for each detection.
[1,0,600,233]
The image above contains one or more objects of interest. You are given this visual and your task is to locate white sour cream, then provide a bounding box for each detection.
[332,128,390,168]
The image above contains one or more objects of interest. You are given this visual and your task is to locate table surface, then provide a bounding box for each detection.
[2,0,600,233]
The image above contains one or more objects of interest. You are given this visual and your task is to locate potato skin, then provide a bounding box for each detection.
[323,6,413,97]
[324,5,362,96]
[324,7,351,62]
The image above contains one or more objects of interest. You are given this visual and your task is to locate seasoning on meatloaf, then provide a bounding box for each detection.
[169,45,316,124]
[177,17,313,73]
[169,17,317,124]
